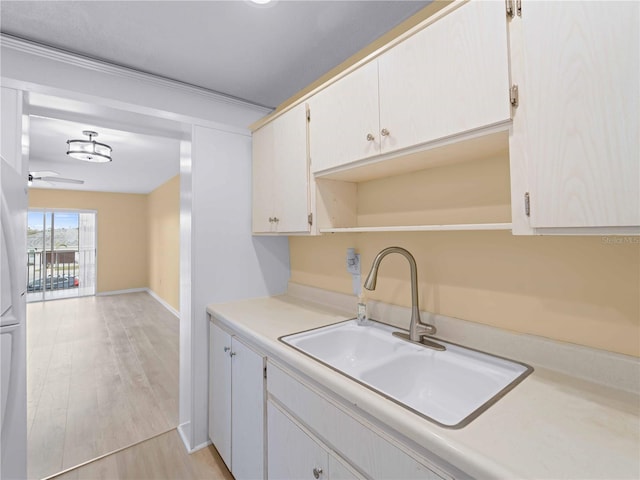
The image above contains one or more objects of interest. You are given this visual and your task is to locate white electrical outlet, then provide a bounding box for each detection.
[346,248,361,295]
[346,248,360,275]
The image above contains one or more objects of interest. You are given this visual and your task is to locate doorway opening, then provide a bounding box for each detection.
[26,209,96,302]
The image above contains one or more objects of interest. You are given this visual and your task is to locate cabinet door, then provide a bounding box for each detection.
[268,402,329,480]
[272,103,311,233]
[378,0,511,153]
[329,455,363,480]
[209,323,232,469]
[520,1,639,229]
[230,337,265,480]
[268,362,448,480]
[309,60,380,173]
[252,121,276,233]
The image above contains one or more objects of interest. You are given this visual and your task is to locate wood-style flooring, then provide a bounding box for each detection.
[27,292,180,480]
[51,430,233,480]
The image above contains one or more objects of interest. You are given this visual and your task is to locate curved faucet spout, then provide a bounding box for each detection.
[364,246,436,342]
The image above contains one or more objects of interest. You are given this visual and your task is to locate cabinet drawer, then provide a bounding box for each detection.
[269,400,364,480]
[267,362,450,480]
[268,401,329,480]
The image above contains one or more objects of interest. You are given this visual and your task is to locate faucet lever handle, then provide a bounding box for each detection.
[416,322,436,336]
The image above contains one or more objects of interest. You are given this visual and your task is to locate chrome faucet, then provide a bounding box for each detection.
[364,247,444,350]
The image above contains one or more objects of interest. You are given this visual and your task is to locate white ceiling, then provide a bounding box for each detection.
[1,0,431,193]
[24,91,186,194]
[28,116,180,194]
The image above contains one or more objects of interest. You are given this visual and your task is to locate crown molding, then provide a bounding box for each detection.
[0,34,273,114]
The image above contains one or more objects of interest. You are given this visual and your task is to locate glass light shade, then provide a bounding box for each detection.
[249,0,275,6]
[66,139,112,163]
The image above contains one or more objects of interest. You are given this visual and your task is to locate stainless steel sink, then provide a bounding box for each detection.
[280,319,533,428]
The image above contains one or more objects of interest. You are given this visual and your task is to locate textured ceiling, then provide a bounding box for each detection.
[1,0,431,108]
[2,0,431,193]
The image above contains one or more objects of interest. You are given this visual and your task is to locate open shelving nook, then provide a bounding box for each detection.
[313,129,513,234]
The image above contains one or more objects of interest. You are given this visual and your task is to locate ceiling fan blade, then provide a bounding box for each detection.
[30,179,54,187]
[40,176,84,184]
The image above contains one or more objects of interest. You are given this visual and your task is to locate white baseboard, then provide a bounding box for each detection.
[177,422,191,452]
[96,288,147,296]
[177,422,210,453]
[190,438,213,453]
[146,288,180,319]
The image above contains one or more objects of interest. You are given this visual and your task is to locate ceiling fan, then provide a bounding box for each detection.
[28,171,84,186]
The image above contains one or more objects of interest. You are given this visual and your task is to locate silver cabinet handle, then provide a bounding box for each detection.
[223,346,230,352]
[366,133,375,141]
[229,351,236,357]
[273,217,279,222]
[268,217,274,223]
[381,128,390,136]
[313,467,323,479]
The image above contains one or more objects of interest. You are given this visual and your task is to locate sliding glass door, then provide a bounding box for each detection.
[78,212,96,297]
[26,210,97,302]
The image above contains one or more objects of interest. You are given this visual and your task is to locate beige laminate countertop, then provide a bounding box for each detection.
[207,295,640,480]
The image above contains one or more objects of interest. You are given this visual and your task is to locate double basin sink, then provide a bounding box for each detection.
[280,319,532,428]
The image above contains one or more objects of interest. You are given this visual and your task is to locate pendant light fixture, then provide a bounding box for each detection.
[66,130,112,163]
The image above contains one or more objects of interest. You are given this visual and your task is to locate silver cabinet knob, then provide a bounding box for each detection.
[273,217,279,222]
[268,217,274,223]
[381,128,390,136]
[366,133,375,141]
[313,467,323,479]
[223,346,230,352]
[229,351,236,357]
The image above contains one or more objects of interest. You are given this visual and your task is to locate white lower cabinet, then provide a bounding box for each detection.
[268,401,361,480]
[267,361,451,480]
[209,322,266,480]
[209,320,456,480]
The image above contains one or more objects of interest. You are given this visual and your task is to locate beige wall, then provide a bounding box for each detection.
[29,178,181,308]
[29,179,180,310]
[290,157,640,358]
[148,175,180,311]
[29,189,149,293]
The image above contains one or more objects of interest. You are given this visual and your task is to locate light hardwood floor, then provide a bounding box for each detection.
[51,429,233,480]
[27,292,180,480]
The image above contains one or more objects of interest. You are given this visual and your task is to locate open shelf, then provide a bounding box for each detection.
[320,223,513,233]
[312,135,513,235]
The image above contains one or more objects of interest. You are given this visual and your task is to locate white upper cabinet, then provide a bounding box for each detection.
[309,61,380,173]
[252,103,310,234]
[252,0,639,236]
[252,121,276,233]
[378,0,511,154]
[510,1,639,233]
[309,0,511,175]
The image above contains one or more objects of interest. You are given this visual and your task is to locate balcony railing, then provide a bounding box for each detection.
[27,249,80,293]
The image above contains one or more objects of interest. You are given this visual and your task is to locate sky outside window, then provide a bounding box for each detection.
[27,211,80,250]
[28,211,79,229]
